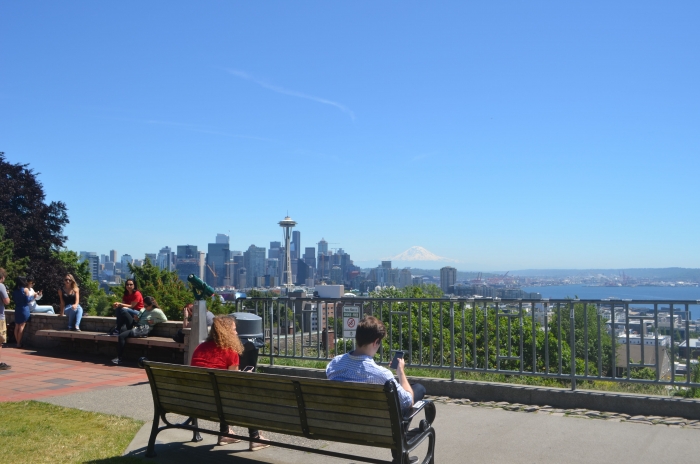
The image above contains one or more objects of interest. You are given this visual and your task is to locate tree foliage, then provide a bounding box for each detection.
[0,153,87,307]
[0,224,30,298]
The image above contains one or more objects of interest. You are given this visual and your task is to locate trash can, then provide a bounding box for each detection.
[231,312,264,370]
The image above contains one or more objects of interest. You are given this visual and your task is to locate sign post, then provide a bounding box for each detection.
[343,305,360,339]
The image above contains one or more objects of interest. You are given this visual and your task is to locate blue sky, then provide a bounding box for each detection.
[2,1,698,271]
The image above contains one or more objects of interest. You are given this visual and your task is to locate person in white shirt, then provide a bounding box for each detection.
[27,276,55,314]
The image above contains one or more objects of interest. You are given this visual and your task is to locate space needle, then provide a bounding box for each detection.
[278,215,297,291]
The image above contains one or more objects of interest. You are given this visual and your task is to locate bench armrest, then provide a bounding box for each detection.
[402,399,436,425]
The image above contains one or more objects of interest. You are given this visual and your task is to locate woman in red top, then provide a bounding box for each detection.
[109,279,143,335]
[191,316,269,450]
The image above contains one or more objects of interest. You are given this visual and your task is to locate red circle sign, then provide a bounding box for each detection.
[347,318,356,328]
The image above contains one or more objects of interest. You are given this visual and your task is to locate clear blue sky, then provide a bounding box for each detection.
[2,1,698,271]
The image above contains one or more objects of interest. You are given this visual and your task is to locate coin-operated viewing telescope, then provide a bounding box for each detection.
[188,274,215,301]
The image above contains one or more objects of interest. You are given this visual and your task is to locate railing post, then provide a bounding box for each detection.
[570,301,576,391]
[450,300,455,381]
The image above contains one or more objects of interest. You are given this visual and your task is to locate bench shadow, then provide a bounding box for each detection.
[115,441,280,464]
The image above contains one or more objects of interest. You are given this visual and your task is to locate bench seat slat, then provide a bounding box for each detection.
[157,389,218,406]
[152,375,212,390]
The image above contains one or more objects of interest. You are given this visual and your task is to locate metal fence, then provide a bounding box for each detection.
[233,297,700,391]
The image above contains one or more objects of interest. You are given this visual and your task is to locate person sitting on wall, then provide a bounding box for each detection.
[325,315,425,412]
[109,279,143,335]
[112,296,167,365]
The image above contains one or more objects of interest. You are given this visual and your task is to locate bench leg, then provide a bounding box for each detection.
[190,418,203,442]
[145,414,160,458]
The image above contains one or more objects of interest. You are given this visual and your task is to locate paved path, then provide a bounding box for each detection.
[2,347,700,463]
[0,347,147,402]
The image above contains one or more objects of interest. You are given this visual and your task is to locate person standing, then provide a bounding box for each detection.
[27,276,55,314]
[12,276,31,348]
[0,269,11,370]
[59,274,82,331]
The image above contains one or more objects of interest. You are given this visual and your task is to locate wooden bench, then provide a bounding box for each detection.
[35,329,184,350]
[140,359,437,464]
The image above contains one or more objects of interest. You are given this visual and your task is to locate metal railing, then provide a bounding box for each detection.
[234,297,700,391]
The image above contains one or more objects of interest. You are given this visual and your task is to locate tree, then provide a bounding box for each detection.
[0,153,72,306]
[0,224,29,298]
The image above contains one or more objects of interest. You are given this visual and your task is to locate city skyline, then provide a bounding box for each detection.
[2,2,699,270]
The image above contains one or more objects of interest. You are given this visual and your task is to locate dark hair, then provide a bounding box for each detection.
[26,275,36,284]
[143,296,158,308]
[0,268,6,280]
[15,276,27,288]
[123,279,138,297]
[356,315,386,347]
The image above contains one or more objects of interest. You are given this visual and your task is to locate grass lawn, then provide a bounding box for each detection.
[0,401,144,463]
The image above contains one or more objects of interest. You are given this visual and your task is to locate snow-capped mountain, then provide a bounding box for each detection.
[389,246,457,262]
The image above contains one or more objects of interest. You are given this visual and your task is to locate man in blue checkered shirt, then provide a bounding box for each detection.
[326,316,425,412]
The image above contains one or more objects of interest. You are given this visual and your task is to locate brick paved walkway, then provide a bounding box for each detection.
[0,347,147,402]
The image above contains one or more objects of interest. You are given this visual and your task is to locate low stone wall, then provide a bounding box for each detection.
[261,365,700,421]
[5,310,187,363]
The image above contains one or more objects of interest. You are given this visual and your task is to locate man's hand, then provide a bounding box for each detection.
[112,302,120,309]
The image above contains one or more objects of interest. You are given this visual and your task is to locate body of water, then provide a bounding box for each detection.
[522,285,700,319]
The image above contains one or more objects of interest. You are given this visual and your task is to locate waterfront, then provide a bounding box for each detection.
[522,285,700,319]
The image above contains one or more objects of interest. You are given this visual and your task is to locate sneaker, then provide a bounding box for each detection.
[0,362,11,370]
[108,327,120,336]
[111,357,121,365]
[74,327,81,332]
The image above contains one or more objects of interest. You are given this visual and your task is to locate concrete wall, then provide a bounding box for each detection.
[261,365,700,421]
[5,310,187,363]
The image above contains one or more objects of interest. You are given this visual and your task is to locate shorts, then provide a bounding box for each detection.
[0,319,6,344]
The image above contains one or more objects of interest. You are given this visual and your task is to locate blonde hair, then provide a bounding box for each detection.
[64,274,78,291]
[207,316,244,354]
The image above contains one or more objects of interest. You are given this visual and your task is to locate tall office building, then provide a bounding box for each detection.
[79,252,99,280]
[243,244,266,288]
[303,247,316,269]
[157,246,174,271]
[291,231,301,260]
[110,250,118,263]
[176,245,199,283]
[318,238,328,255]
[145,253,157,264]
[317,239,329,279]
[381,261,392,270]
[177,245,198,259]
[206,240,230,287]
[399,269,413,288]
[296,260,310,286]
[216,233,229,245]
[269,241,281,260]
[440,266,457,293]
